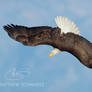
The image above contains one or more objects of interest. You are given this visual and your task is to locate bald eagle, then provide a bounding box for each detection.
[49,16,80,57]
[3,16,92,68]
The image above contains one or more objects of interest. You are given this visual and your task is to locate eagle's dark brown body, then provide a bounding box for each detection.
[3,24,92,68]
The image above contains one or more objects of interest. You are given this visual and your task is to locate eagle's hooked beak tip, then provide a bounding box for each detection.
[49,53,53,58]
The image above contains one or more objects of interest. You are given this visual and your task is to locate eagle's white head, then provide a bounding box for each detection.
[49,16,80,58]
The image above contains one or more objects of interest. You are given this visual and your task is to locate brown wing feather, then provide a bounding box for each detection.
[3,24,92,68]
[3,24,56,46]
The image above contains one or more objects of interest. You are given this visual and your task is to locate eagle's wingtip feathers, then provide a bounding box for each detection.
[3,24,18,39]
[3,24,16,32]
[3,25,11,32]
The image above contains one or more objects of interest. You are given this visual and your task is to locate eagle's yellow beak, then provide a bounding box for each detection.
[49,53,54,58]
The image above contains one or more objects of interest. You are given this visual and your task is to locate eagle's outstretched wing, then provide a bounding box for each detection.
[3,24,58,47]
[3,24,92,68]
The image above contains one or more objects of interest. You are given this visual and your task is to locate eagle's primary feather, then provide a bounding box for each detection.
[3,18,92,68]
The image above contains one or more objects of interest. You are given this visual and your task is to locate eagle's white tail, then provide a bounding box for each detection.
[55,16,80,35]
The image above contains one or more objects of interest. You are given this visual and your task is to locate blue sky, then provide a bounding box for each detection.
[0,0,92,92]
